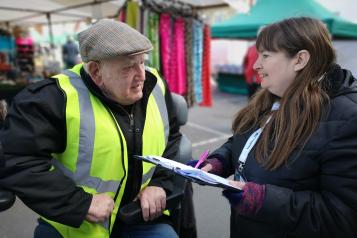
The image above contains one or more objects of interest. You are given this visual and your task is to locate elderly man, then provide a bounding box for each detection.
[0,19,181,238]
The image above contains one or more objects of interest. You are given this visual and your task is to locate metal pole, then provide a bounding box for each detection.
[46,13,54,49]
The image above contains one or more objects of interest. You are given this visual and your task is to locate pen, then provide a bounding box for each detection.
[195,149,210,169]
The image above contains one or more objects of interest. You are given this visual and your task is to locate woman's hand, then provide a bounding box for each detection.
[229,180,246,190]
[186,159,210,171]
[222,180,246,207]
[187,158,223,174]
[200,163,212,172]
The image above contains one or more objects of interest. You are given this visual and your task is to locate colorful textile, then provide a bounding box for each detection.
[126,1,139,29]
[147,11,160,70]
[200,24,212,106]
[237,182,265,215]
[170,17,187,95]
[184,19,195,107]
[118,7,126,22]
[122,6,210,106]
[159,13,172,85]
[142,8,149,35]
[192,20,203,104]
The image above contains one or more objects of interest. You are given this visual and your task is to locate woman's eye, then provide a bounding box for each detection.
[262,54,269,58]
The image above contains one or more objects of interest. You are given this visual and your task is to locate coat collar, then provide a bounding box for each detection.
[325,64,357,98]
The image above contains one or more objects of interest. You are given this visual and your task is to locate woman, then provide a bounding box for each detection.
[199,17,357,237]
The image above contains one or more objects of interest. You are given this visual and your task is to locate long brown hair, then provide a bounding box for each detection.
[233,17,336,170]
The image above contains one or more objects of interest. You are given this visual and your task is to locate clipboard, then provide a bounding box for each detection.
[134,155,241,192]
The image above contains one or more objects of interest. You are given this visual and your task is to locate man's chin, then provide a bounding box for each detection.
[128,93,143,104]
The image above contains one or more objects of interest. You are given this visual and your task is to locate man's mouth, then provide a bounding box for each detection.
[132,83,141,89]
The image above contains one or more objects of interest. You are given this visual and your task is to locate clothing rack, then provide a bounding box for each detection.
[142,0,197,18]
[118,0,212,107]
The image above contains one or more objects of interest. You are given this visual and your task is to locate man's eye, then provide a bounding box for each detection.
[124,65,134,70]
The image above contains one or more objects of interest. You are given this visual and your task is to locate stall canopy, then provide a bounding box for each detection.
[0,0,228,47]
[211,0,357,39]
[0,0,228,26]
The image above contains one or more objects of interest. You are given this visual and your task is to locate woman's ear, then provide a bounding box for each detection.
[294,50,310,72]
[87,61,102,86]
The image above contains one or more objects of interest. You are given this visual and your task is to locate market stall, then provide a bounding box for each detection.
[0,0,226,106]
[211,0,357,94]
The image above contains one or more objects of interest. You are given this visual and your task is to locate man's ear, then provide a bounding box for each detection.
[87,61,102,86]
[294,50,310,72]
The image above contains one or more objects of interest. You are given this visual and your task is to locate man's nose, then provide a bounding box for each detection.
[134,64,145,80]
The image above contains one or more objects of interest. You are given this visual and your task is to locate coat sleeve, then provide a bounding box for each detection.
[0,80,92,228]
[208,136,236,178]
[246,115,357,237]
[148,80,182,194]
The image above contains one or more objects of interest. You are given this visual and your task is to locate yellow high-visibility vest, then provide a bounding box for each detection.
[43,63,169,238]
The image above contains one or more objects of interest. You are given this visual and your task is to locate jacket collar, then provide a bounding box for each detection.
[324,64,357,98]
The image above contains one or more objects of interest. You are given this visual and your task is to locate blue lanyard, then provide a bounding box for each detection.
[236,102,280,181]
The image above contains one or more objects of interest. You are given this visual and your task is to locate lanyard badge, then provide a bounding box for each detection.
[234,102,280,182]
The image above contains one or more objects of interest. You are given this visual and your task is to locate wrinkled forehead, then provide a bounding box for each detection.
[101,53,146,66]
[118,54,146,65]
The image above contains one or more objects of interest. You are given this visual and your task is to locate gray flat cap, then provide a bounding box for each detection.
[78,19,153,62]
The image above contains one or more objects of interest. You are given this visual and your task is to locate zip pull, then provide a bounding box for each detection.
[129,113,134,128]
[129,103,136,129]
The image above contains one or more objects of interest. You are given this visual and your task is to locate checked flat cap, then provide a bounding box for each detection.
[78,19,153,62]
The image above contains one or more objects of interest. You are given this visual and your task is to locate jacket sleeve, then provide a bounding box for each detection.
[245,115,357,237]
[208,136,236,178]
[0,80,92,228]
[148,80,182,194]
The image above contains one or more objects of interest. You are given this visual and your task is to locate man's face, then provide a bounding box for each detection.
[97,54,146,105]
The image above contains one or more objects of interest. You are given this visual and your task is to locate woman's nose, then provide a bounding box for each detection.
[253,58,261,71]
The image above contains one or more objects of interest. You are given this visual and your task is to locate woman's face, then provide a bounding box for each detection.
[253,50,297,97]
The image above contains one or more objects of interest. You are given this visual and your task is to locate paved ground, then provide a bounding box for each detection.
[0,86,247,238]
[182,87,247,238]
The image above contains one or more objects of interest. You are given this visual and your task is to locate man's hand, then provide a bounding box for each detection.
[86,193,114,223]
[138,186,166,221]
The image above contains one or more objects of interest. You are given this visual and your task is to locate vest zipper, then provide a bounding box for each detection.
[105,106,127,236]
[106,104,136,236]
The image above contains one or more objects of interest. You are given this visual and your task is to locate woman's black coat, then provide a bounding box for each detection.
[211,65,357,238]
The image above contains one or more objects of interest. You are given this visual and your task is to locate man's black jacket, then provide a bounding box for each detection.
[0,68,181,228]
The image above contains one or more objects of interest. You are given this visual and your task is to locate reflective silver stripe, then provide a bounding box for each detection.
[141,166,156,186]
[65,70,95,184]
[53,160,120,193]
[152,82,169,145]
[53,70,121,193]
